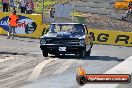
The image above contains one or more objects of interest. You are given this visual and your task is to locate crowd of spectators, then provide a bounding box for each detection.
[1,0,34,14]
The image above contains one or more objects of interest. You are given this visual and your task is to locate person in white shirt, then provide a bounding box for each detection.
[19,0,26,13]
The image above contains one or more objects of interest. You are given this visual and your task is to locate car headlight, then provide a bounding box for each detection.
[79,40,85,45]
[40,39,46,44]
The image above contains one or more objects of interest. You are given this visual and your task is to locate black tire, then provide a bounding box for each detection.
[55,53,60,57]
[86,48,91,56]
[79,50,86,58]
[76,75,87,86]
[42,50,48,57]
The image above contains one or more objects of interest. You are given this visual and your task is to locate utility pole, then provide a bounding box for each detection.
[42,0,44,24]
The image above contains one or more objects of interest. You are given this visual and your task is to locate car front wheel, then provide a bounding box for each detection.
[42,50,48,57]
[55,53,60,57]
[79,49,86,58]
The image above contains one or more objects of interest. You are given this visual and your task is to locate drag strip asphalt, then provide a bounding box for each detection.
[0,36,132,88]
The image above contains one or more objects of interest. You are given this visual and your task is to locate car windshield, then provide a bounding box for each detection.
[48,24,85,35]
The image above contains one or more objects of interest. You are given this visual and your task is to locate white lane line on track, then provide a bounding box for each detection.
[0,57,14,62]
[27,58,58,82]
[53,59,75,75]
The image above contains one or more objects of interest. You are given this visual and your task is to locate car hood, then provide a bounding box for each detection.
[42,32,84,39]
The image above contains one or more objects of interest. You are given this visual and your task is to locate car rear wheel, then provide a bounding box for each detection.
[42,50,48,57]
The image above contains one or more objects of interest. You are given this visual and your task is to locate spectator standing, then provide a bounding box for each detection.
[8,10,19,39]
[50,8,55,23]
[10,0,15,8]
[2,0,9,12]
[26,2,31,14]
[26,1,34,14]
[30,0,34,13]
[19,0,26,13]
[126,1,132,18]
[128,1,132,9]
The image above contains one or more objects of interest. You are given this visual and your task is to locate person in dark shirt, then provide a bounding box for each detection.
[128,1,132,9]
[2,0,9,12]
[126,1,132,18]
[50,8,55,23]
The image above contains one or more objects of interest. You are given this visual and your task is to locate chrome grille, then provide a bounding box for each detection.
[49,40,79,45]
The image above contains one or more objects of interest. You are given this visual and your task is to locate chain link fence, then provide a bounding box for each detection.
[40,0,132,31]
[0,0,132,31]
[72,0,132,32]
[41,0,73,23]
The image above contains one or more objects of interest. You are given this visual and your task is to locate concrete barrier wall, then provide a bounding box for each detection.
[81,56,132,88]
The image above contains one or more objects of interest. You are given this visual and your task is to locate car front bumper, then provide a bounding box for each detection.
[40,44,85,54]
